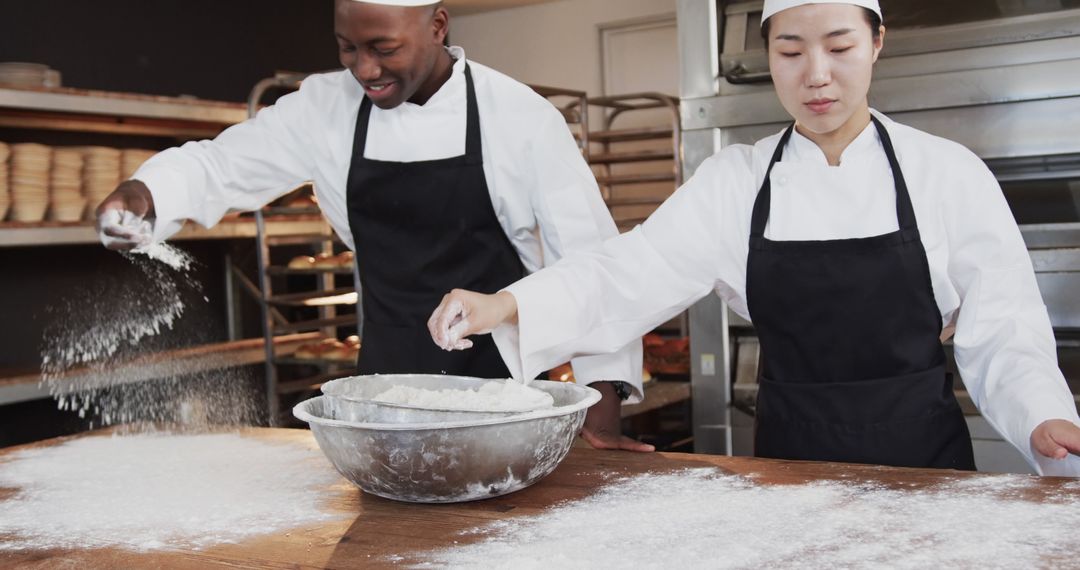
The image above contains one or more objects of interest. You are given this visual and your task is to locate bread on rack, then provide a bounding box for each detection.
[333,251,355,268]
[294,338,342,360]
[49,147,85,222]
[286,194,318,208]
[287,255,316,270]
[9,143,51,223]
[311,252,337,269]
[341,335,361,362]
[0,141,10,221]
[325,341,357,362]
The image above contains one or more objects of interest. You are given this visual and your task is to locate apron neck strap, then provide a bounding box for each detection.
[749,124,796,238]
[749,116,917,239]
[463,62,481,158]
[353,60,482,160]
[870,115,916,231]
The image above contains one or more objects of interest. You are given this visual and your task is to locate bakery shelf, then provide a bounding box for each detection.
[265,233,340,246]
[271,314,357,334]
[590,126,674,143]
[265,265,355,276]
[273,357,356,367]
[589,149,675,164]
[586,92,687,337]
[0,217,332,248]
[0,333,320,406]
[595,172,677,186]
[267,287,357,307]
[531,84,590,158]
[276,370,349,395]
[240,71,363,421]
[0,109,231,140]
[605,197,668,208]
[260,206,322,217]
[0,85,247,127]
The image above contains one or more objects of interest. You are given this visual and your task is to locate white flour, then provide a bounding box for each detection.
[0,433,343,552]
[129,242,195,272]
[372,381,554,412]
[39,244,257,427]
[423,468,1080,569]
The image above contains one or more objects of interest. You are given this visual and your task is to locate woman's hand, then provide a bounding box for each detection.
[1031,419,1080,460]
[428,289,518,351]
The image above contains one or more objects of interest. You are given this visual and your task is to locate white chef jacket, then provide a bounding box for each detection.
[133,46,643,399]
[495,110,1080,475]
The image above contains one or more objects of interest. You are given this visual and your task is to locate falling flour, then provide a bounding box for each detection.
[0,433,343,552]
[372,380,554,412]
[422,468,1080,569]
[39,243,258,427]
[129,242,195,272]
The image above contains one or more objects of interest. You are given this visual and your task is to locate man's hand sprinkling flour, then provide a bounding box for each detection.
[428,290,518,352]
[96,180,156,251]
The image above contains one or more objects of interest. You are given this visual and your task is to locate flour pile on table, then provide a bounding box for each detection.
[0,432,342,551]
[372,380,554,412]
[424,468,1080,569]
[40,244,258,427]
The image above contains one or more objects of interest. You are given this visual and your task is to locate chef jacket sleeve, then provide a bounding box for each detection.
[132,78,321,243]
[945,149,1080,476]
[493,149,752,393]
[515,107,646,400]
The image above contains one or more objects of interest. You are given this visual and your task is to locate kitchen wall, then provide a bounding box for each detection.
[449,0,678,96]
[1,0,340,102]
[3,0,679,103]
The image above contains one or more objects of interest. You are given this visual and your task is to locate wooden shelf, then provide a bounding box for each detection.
[0,85,247,129]
[273,357,356,367]
[266,265,354,276]
[0,332,320,406]
[277,370,352,395]
[600,171,673,184]
[265,233,341,246]
[606,197,667,208]
[0,217,333,248]
[591,126,674,143]
[590,149,675,164]
[596,172,677,185]
[272,314,358,334]
[261,206,322,217]
[267,287,357,307]
[0,109,229,140]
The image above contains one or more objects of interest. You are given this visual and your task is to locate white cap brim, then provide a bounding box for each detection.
[761,0,882,25]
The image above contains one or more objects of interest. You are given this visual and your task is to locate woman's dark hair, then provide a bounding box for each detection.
[761,7,882,48]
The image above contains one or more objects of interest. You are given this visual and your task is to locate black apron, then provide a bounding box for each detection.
[746,117,976,470]
[345,62,524,378]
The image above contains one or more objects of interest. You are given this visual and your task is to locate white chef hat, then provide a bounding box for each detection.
[761,0,882,25]
[349,0,439,5]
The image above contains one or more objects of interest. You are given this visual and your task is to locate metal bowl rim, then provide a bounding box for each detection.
[294,382,601,431]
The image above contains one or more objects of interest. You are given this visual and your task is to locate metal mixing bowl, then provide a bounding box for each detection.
[294,378,601,503]
[320,374,529,423]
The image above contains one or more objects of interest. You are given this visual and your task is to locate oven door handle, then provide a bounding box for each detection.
[723,64,773,85]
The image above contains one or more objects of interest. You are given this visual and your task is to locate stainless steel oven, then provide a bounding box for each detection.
[676,0,1080,471]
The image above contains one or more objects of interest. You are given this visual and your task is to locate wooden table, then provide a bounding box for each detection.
[2,428,1077,569]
